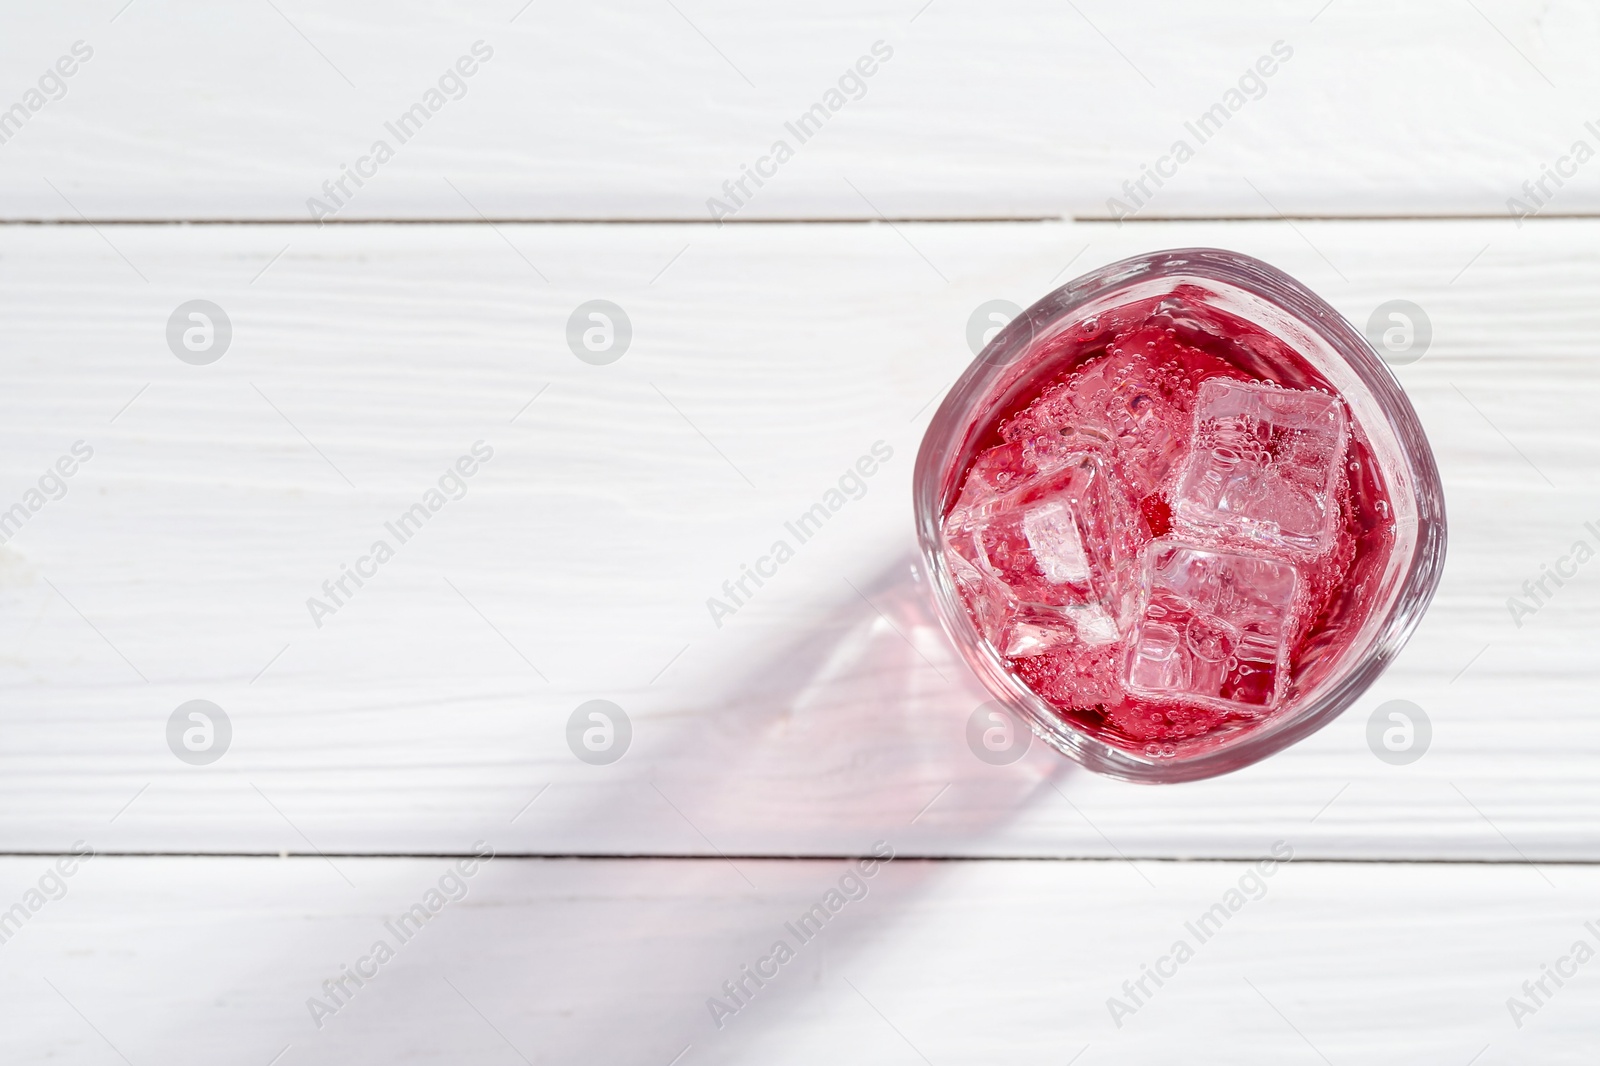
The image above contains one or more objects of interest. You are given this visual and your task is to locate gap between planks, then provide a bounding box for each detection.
[3,214,1599,226]
[3,852,1599,866]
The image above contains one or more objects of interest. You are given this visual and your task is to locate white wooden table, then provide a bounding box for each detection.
[3,2,1597,1062]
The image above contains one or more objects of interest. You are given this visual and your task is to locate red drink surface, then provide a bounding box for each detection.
[944,287,1397,755]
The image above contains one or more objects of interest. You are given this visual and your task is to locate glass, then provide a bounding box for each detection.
[914,249,1447,783]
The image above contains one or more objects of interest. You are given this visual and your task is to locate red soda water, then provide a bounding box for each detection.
[943,286,1397,754]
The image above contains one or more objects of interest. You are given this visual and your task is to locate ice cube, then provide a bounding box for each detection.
[1123,540,1299,712]
[949,455,1111,605]
[1022,500,1091,585]
[1172,378,1347,553]
[953,441,1030,512]
[953,431,1117,515]
[1071,601,1120,645]
[1000,601,1121,657]
[946,548,1018,653]
[1005,345,1191,499]
[944,451,1127,657]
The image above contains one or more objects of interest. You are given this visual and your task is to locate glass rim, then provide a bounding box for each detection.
[913,247,1448,783]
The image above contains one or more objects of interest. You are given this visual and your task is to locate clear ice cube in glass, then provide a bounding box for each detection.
[944,448,1125,656]
[1172,378,1348,553]
[1123,539,1299,711]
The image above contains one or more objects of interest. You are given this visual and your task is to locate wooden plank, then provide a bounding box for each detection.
[2,1,1598,219]
[1,854,1594,1062]
[0,217,1594,857]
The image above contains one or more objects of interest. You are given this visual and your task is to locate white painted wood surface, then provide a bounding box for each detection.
[2,1,1598,220]
[2,855,1595,1064]
[6,2,1599,1059]
[0,218,1593,858]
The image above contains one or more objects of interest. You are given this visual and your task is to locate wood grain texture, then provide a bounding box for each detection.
[1,854,1595,1064]
[1,1,1598,220]
[0,217,1593,858]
